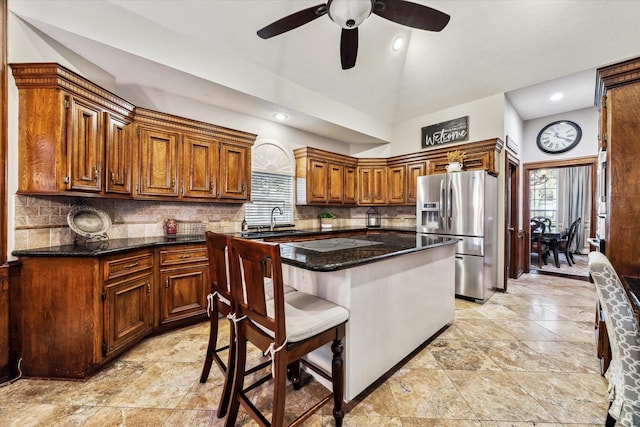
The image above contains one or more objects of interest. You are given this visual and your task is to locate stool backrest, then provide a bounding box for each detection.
[227,237,286,342]
[204,231,232,304]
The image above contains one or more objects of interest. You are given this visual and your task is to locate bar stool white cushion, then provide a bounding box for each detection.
[260,291,349,343]
[589,252,640,426]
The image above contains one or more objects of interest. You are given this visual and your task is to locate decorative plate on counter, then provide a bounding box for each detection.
[67,205,112,238]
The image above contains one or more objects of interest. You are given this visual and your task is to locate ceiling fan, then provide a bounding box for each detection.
[257,0,450,70]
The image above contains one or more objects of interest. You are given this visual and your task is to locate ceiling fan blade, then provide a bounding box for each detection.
[257,3,328,39]
[340,28,358,70]
[373,0,450,31]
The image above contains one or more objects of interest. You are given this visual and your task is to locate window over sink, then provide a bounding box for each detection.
[246,141,295,227]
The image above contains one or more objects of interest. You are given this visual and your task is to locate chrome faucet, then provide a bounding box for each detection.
[270,206,283,231]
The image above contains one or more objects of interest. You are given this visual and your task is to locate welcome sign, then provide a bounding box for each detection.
[421,116,469,148]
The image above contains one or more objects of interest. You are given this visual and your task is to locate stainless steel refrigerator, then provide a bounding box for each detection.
[416,170,497,301]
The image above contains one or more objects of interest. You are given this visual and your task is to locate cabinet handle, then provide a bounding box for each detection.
[110,170,115,183]
[180,255,191,259]
[165,278,169,289]
[147,281,151,293]
[172,178,176,190]
[124,262,139,269]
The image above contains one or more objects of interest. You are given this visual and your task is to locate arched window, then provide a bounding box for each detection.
[246,141,295,227]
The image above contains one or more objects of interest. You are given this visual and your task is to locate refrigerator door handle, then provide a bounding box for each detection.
[448,180,453,229]
[439,180,445,228]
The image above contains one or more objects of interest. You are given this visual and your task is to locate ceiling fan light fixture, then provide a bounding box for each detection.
[328,0,374,29]
[392,35,404,51]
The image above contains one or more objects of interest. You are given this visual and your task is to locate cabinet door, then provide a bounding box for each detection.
[406,161,426,205]
[103,271,153,356]
[137,127,180,197]
[68,97,103,192]
[344,166,357,205]
[183,134,218,199]
[219,142,249,200]
[105,113,131,194]
[307,158,328,203]
[359,167,387,205]
[328,163,344,204]
[388,165,406,205]
[160,264,209,325]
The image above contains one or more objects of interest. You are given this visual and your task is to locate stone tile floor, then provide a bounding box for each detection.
[0,273,608,426]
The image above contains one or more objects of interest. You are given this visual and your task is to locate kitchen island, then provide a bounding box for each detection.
[277,232,457,402]
[11,230,456,390]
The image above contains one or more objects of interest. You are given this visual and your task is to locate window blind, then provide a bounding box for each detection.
[246,172,294,226]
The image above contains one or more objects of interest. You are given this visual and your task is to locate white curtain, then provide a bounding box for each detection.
[559,166,591,254]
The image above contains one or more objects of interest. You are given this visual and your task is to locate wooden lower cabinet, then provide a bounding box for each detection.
[158,245,209,326]
[102,251,154,357]
[12,243,208,379]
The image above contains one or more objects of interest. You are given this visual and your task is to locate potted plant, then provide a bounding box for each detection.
[446,149,466,172]
[318,212,336,229]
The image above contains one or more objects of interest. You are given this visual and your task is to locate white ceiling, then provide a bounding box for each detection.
[9,0,640,145]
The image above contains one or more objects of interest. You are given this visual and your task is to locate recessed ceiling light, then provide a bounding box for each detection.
[392,35,404,52]
[274,113,288,121]
[550,92,564,102]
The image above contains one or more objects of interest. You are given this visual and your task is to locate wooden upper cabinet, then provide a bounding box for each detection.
[294,147,357,206]
[136,126,181,198]
[423,139,503,176]
[344,166,357,205]
[387,165,406,205]
[358,162,387,205]
[67,96,103,192]
[12,63,135,197]
[15,87,66,193]
[12,63,256,202]
[105,113,132,195]
[328,163,345,203]
[308,158,329,203]
[134,109,254,202]
[219,142,250,200]
[182,134,218,199]
[406,161,426,205]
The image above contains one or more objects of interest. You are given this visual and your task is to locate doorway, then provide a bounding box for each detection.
[504,152,520,290]
[523,156,597,279]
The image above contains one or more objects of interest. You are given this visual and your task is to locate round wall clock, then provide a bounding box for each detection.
[536,120,582,154]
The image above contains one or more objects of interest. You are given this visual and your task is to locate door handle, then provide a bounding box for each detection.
[507,227,515,232]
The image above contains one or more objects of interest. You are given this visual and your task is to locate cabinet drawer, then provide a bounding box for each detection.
[103,252,153,281]
[159,246,208,266]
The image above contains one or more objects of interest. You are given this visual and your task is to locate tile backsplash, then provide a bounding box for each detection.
[13,195,417,250]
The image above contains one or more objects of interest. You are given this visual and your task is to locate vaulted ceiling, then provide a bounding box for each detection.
[9,0,640,144]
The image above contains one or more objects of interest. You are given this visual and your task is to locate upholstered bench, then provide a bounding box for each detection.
[588,252,640,426]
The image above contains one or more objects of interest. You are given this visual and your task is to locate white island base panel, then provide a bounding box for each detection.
[282,243,455,402]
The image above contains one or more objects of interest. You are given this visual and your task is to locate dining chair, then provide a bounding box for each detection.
[199,231,272,418]
[557,217,581,266]
[588,252,640,426]
[530,219,549,268]
[224,236,349,427]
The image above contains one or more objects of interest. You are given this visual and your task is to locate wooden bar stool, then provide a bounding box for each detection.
[199,231,271,418]
[225,236,349,427]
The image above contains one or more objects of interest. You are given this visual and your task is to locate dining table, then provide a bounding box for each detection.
[532,229,566,268]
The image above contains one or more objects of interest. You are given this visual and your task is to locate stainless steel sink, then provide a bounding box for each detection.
[240,229,306,239]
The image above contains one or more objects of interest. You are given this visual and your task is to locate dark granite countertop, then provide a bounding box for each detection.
[278,233,456,272]
[11,236,207,257]
[11,227,456,272]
